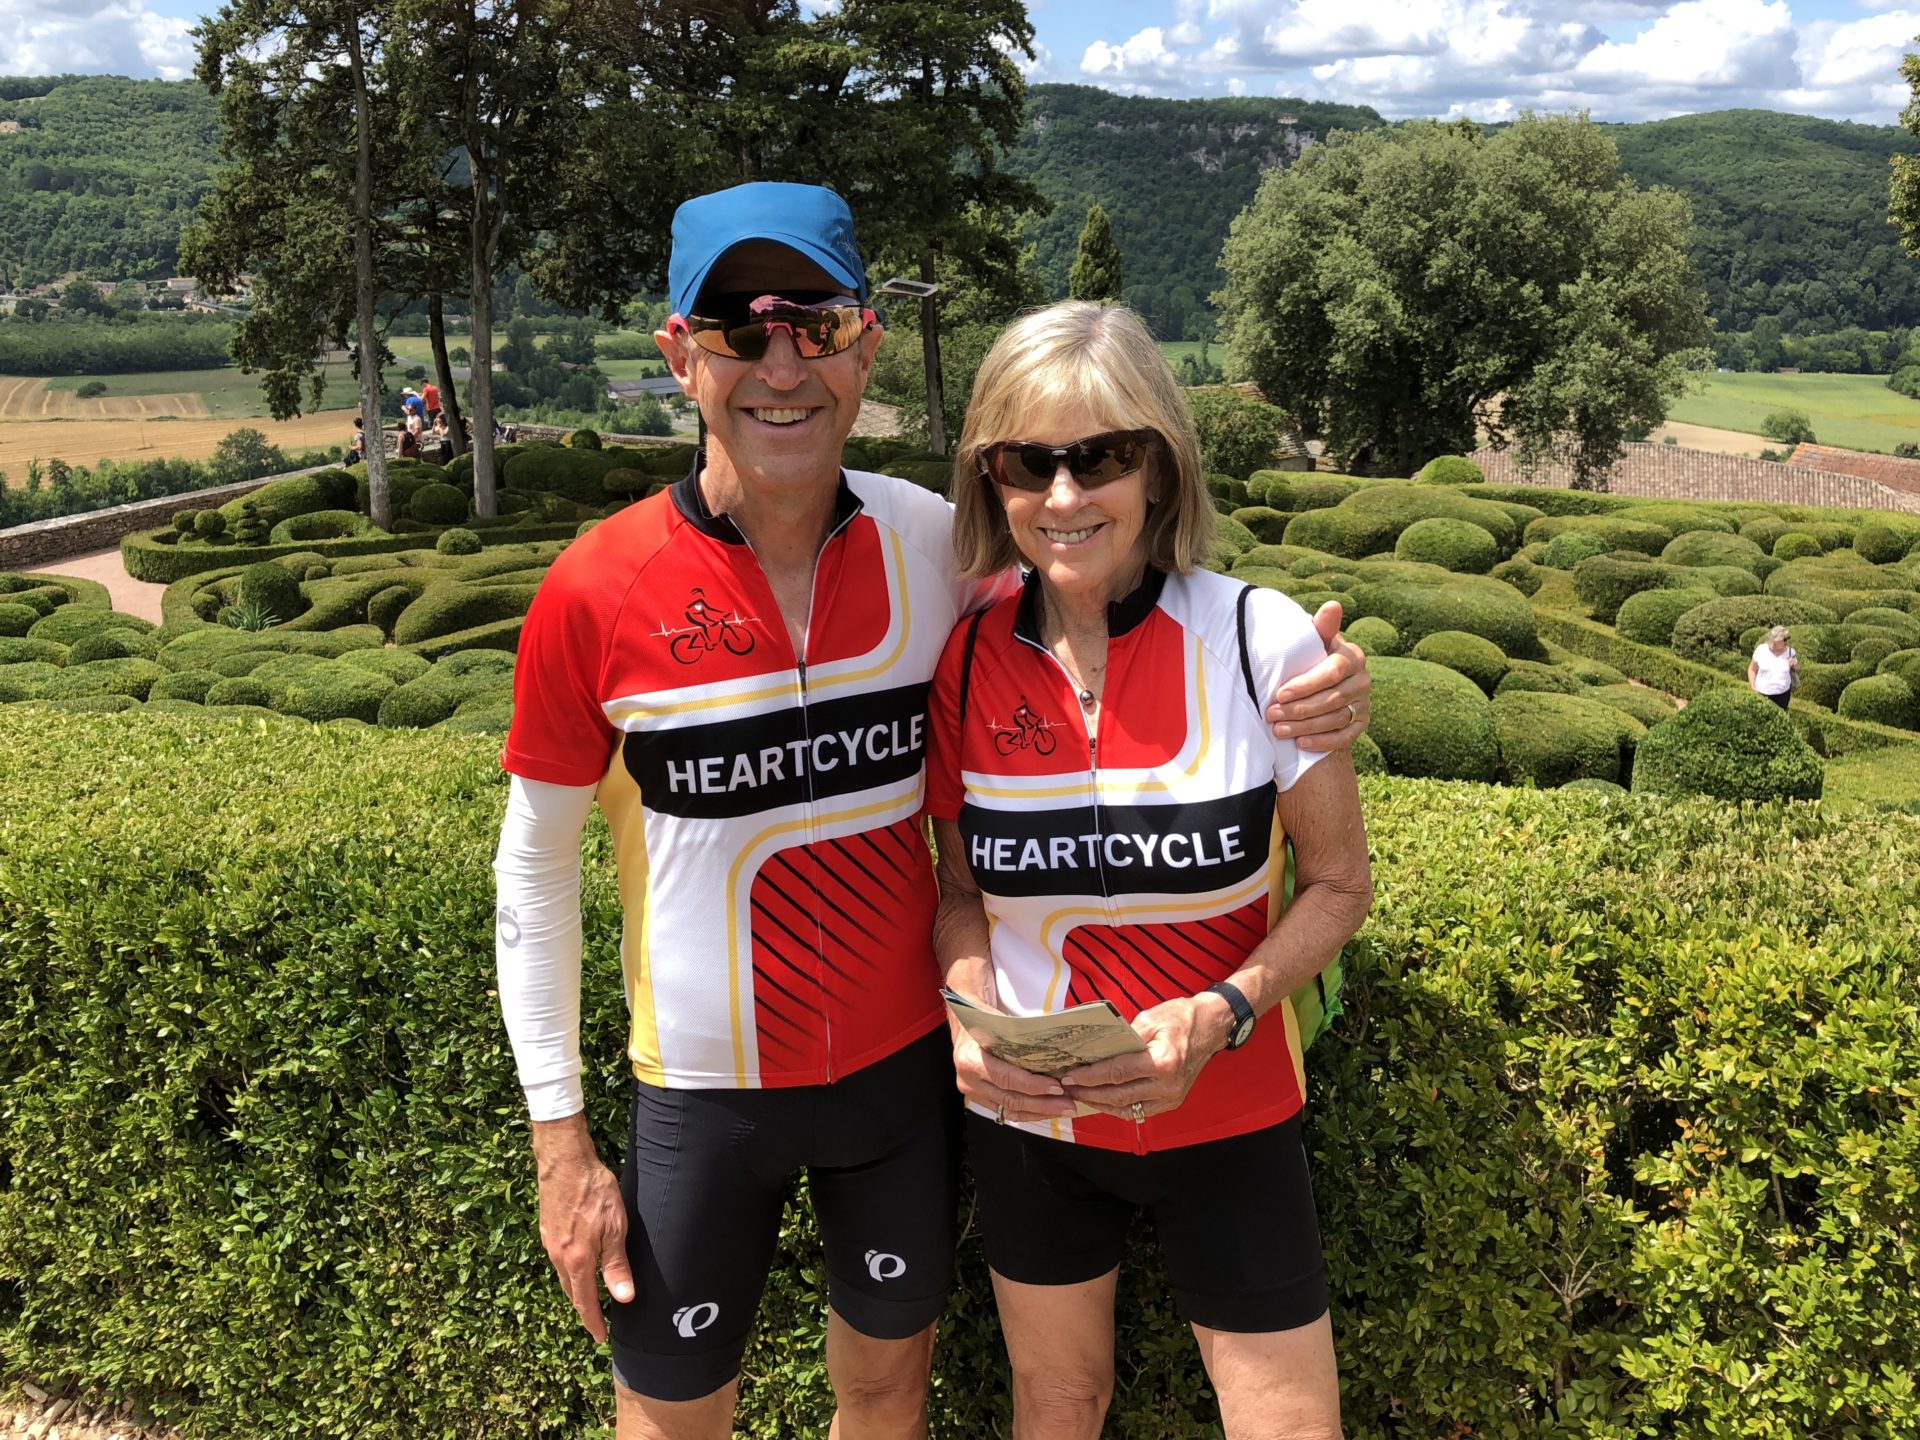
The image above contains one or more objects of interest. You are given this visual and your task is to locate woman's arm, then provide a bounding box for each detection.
[931,819,1075,1124]
[1749,660,1760,689]
[1060,754,1373,1119]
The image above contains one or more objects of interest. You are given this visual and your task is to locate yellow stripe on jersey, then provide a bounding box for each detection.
[1033,869,1272,1011]
[722,787,924,1086]
[597,751,664,1083]
[806,532,914,694]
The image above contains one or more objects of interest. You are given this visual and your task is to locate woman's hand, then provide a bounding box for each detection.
[1268,601,1372,752]
[946,983,1077,1124]
[1057,993,1230,1121]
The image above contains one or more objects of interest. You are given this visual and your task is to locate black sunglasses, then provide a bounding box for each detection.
[980,429,1159,492]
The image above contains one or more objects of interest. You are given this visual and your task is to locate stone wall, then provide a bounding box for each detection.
[0,475,290,572]
[1467,442,1920,515]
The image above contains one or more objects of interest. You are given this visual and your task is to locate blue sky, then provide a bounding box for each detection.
[5,0,1918,124]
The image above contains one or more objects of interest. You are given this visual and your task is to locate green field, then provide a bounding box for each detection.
[1668,372,1920,452]
[42,361,406,418]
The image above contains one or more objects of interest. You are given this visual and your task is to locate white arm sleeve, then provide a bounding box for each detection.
[493,774,599,1121]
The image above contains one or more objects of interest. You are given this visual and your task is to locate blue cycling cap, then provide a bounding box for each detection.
[669,183,867,320]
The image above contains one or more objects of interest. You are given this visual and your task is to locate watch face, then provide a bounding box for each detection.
[1230,1014,1256,1049]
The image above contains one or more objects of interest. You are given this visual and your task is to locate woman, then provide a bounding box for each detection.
[1749,624,1799,709]
[924,301,1373,1439]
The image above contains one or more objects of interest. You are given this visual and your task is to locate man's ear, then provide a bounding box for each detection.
[655,324,699,397]
[855,318,885,384]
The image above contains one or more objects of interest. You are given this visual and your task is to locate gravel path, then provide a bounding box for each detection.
[6,1384,173,1440]
[25,547,166,624]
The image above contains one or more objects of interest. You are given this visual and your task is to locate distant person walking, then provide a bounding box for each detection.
[422,380,442,425]
[1749,625,1799,710]
[350,416,367,462]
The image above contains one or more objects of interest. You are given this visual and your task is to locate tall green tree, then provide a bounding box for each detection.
[1219,115,1710,486]
[186,0,404,526]
[1068,203,1122,301]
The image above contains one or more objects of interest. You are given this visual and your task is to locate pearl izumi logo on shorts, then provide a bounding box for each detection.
[658,587,757,665]
[865,1250,906,1281]
[672,1302,720,1338]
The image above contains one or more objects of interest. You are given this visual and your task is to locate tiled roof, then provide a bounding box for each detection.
[1465,442,1920,515]
[1786,444,1920,498]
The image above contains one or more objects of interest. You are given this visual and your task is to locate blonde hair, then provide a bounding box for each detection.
[950,301,1215,578]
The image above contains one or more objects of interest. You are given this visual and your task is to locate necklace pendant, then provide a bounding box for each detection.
[1078,688,1095,708]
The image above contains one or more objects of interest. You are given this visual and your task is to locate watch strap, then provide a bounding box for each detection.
[1204,980,1256,1050]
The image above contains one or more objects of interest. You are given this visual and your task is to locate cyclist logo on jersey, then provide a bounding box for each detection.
[660,587,757,665]
[993,697,1057,756]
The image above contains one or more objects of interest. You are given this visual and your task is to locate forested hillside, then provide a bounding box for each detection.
[1006,85,1385,338]
[1607,110,1920,334]
[4,75,1919,344]
[0,76,219,286]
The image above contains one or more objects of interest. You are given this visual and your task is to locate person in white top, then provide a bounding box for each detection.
[1749,624,1799,709]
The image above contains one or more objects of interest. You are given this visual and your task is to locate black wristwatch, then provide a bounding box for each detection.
[1204,981,1256,1050]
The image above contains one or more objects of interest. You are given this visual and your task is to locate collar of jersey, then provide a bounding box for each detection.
[1013,564,1167,646]
[671,455,863,546]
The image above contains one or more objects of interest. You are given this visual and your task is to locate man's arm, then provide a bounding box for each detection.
[494,774,634,1340]
[1268,601,1372,752]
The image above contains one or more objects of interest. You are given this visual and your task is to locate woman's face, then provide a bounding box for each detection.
[991,402,1159,605]
[1770,637,1789,654]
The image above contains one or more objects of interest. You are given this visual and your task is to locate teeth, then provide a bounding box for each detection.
[1042,527,1099,544]
[752,408,809,425]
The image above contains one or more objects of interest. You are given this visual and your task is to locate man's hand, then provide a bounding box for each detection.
[531,1114,634,1342]
[1056,993,1231,1121]
[1269,600,1371,753]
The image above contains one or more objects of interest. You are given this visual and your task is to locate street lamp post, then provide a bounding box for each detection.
[879,275,945,457]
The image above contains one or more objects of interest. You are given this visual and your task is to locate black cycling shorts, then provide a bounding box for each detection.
[965,1110,1329,1334]
[608,1028,960,1402]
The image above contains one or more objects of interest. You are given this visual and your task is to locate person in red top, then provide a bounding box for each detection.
[494,185,1375,1440]
[927,301,1373,1439]
[421,379,441,425]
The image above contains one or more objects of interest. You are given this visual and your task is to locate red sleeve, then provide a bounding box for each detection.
[501,553,620,787]
[923,613,978,821]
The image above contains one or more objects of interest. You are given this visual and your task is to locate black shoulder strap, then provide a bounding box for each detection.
[956,609,987,731]
[1235,583,1260,709]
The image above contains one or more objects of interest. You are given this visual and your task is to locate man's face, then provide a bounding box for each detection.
[655,241,882,495]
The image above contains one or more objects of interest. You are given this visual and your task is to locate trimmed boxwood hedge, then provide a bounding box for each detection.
[8,716,1919,1438]
[1571,555,1685,625]
[1670,597,1839,667]
[1228,506,1292,544]
[1589,683,1678,729]
[1393,517,1499,574]
[1615,587,1718,648]
[1540,529,1611,570]
[1344,616,1402,657]
[1490,690,1632,787]
[1837,674,1919,729]
[1495,659,1585,696]
[1632,689,1824,801]
[1345,577,1538,656]
[123,521,582,586]
[1365,656,1499,780]
[1413,454,1483,485]
[1525,514,1671,555]
[1410,629,1508,695]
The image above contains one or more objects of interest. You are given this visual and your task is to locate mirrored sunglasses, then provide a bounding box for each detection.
[673,293,872,362]
[980,429,1159,492]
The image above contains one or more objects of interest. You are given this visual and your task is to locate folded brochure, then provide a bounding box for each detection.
[941,988,1147,1083]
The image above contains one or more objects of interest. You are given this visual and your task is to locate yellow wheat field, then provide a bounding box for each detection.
[1,410,354,480]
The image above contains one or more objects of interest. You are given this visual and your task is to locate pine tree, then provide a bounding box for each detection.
[1069,204,1123,302]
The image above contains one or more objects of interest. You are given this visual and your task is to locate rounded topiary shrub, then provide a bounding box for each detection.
[1525,515,1671,556]
[1842,607,1920,645]
[567,428,602,450]
[148,670,220,704]
[1661,530,1769,575]
[1630,689,1822,802]
[1490,557,1544,597]
[268,510,377,545]
[1345,577,1537,656]
[1286,476,1362,512]
[1495,660,1584,697]
[238,563,306,622]
[1351,731,1386,776]
[0,638,67,667]
[1365,656,1499,782]
[193,510,228,539]
[391,585,538,646]
[1345,616,1402,657]
[1738,516,1793,551]
[368,585,419,637]
[1541,530,1611,571]
[65,630,150,665]
[1669,597,1839,667]
[1615,587,1719,648]
[38,658,165,702]
[1410,630,1508,696]
[1491,691,1630,787]
[0,603,41,639]
[1590,683,1678,730]
[1415,455,1484,486]
[172,509,199,535]
[1246,471,1294,508]
[1837,674,1919,730]
[409,483,470,526]
[1796,660,1872,711]
[1571,555,1683,625]
[1561,776,1628,796]
[204,676,272,708]
[260,661,398,724]
[1229,506,1293,545]
[1615,504,1737,537]
[1394,518,1499,574]
[1880,647,1920,690]
[1773,532,1823,562]
[26,607,154,649]
[602,467,649,499]
[1562,657,1628,686]
[1853,522,1914,565]
[437,528,483,557]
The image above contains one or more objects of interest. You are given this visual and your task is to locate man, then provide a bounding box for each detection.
[422,378,442,426]
[495,182,1372,1440]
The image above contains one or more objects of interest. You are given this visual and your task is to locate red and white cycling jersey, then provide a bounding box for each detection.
[925,567,1328,1153]
[504,469,1008,1090]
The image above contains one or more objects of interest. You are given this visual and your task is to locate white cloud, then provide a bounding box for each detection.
[0,0,196,80]
[1074,0,1920,122]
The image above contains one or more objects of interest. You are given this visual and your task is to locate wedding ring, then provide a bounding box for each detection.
[1346,701,1358,725]
[995,1104,1007,1126]
[1130,1102,1145,1123]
